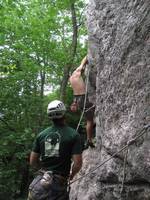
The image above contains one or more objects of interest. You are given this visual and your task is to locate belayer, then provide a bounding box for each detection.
[27,100,82,200]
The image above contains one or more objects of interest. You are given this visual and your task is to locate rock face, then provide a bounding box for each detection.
[70,0,150,199]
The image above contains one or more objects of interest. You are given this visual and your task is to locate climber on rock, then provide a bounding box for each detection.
[69,56,95,149]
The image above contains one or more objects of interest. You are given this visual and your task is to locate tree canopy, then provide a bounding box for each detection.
[0,0,87,199]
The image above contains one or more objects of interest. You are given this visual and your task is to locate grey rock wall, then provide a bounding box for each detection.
[70,0,150,199]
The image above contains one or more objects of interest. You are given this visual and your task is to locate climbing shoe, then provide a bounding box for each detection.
[84,140,95,150]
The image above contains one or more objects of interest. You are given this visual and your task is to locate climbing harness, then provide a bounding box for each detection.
[70,124,150,185]
[28,170,69,200]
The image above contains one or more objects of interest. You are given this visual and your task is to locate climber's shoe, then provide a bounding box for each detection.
[84,140,95,150]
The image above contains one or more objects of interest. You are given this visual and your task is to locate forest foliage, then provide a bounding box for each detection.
[0,0,87,199]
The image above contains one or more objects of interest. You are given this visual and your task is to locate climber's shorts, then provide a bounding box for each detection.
[28,172,69,200]
[73,94,95,120]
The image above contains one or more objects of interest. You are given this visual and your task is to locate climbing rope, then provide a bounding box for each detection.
[76,65,90,132]
[70,124,150,185]
[120,146,128,194]
[84,105,95,113]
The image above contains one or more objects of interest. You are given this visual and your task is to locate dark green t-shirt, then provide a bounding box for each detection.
[32,125,82,177]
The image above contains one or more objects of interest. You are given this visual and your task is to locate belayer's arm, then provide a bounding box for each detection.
[70,154,82,180]
[30,151,41,169]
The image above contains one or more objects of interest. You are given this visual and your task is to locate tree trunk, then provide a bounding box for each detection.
[60,2,78,101]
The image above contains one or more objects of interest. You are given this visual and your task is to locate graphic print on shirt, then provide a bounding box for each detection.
[44,131,61,157]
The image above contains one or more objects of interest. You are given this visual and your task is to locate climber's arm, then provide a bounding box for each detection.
[75,56,88,72]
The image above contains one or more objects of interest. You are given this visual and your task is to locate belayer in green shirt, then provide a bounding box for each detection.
[27,100,82,200]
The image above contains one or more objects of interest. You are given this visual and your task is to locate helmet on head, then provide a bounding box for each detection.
[47,100,66,119]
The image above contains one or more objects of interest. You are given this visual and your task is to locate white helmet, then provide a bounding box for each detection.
[47,100,66,119]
